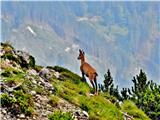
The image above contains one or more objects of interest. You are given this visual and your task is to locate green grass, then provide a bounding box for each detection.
[48,95,60,107]
[51,78,123,120]
[2,67,25,87]
[48,110,73,120]
[121,100,150,120]
[48,66,81,84]
[1,66,23,76]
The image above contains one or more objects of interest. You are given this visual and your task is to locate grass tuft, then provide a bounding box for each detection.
[48,110,73,120]
[121,100,150,120]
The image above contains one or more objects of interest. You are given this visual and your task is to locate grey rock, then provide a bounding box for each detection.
[75,110,81,116]
[19,114,25,119]
[45,83,53,90]
[16,51,30,64]
[32,80,37,84]
[82,111,89,117]
[2,109,7,114]
[39,68,49,77]
[28,69,38,76]
[30,90,36,95]
[35,102,41,108]
[54,72,60,78]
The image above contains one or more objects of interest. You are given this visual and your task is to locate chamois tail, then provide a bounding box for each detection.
[94,72,98,76]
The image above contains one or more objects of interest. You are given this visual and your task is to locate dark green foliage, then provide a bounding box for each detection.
[29,55,35,68]
[103,69,113,92]
[48,111,73,120]
[0,93,16,107]
[1,71,12,77]
[1,53,18,63]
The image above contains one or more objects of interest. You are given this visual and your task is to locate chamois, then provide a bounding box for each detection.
[77,49,98,95]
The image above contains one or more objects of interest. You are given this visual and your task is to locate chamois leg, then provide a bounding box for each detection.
[90,80,95,94]
[94,77,98,95]
[82,72,86,83]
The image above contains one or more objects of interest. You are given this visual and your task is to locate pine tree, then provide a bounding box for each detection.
[127,69,160,119]
[103,69,113,92]
[112,85,122,101]
[129,69,149,99]
[103,69,122,101]
[121,88,129,100]
[98,84,104,92]
[100,84,104,92]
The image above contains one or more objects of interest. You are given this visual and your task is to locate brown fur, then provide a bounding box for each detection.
[78,49,98,95]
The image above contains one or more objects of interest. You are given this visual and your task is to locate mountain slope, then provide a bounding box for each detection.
[0,43,150,120]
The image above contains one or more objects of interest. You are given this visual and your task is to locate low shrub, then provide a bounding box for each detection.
[48,66,69,73]
[1,42,13,49]
[121,100,150,120]
[1,53,19,63]
[0,93,16,107]
[34,65,43,72]
[34,85,45,95]
[48,95,59,107]
[48,66,81,84]
[60,72,81,84]
[48,110,73,120]
[1,71,12,77]
[13,90,34,116]
[29,55,35,68]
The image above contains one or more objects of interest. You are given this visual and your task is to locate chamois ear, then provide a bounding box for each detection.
[79,49,83,53]
[81,49,85,55]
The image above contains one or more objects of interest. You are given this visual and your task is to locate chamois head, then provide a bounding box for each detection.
[77,49,85,60]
